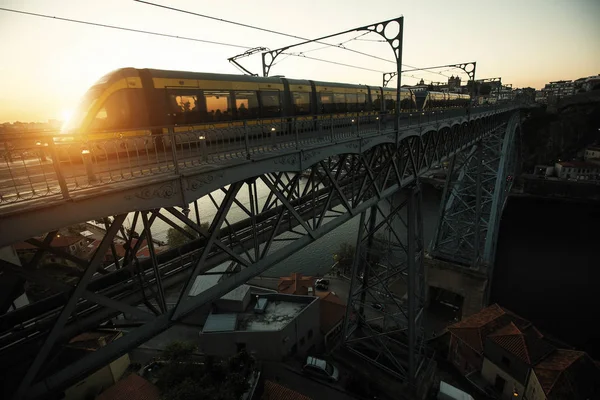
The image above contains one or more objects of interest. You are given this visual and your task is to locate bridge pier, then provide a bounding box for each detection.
[424,254,487,318]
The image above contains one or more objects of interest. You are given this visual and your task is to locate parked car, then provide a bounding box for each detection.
[315,278,329,290]
[302,356,339,382]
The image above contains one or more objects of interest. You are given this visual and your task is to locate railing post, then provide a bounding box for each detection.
[81,148,97,185]
[47,139,70,200]
[199,135,207,162]
[377,114,381,133]
[294,118,299,150]
[169,128,180,173]
[244,121,251,159]
[330,114,334,141]
[356,112,360,136]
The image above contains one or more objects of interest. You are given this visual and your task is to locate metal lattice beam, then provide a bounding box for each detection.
[0,110,520,399]
[430,112,521,271]
[342,184,426,387]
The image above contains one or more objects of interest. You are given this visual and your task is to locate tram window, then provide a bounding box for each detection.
[90,90,131,130]
[333,93,347,112]
[170,94,201,124]
[384,94,396,113]
[205,91,233,121]
[260,91,281,118]
[292,92,311,115]
[373,94,382,111]
[234,91,259,119]
[320,93,334,113]
[357,93,367,111]
[346,93,358,112]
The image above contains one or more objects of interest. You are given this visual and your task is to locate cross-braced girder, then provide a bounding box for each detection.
[342,184,426,388]
[0,111,518,399]
[430,112,521,271]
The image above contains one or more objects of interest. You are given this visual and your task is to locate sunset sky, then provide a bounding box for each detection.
[0,0,598,123]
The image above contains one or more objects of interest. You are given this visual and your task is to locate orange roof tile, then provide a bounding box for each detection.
[534,349,600,399]
[262,380,312,400]
[96,373,160,400]
[487,322,554,365]
[278,273,314,296]
[448,303,540,354]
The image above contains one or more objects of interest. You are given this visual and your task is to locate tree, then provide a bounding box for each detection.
[156,342,255,400]
[166,222,207,248]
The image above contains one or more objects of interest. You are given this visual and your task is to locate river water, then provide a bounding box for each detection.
[112,181,443,278]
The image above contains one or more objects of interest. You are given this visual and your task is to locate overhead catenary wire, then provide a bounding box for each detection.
[135,0,402,66]
[0,7,253,50]
[133,0,456,78]
[281,53,386,73]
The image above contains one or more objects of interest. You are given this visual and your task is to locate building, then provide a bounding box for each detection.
[554,161,600,182]
[543,80,575,99]
[583,75,600,92]
[584,146,600,164]
[524,349,600,400]
[479,322,554,398]
[448,304,540,375]
[14,234,90,267]
[278,273,315,295]
[60,330,131,400]
[197,293,321,361]
[315,291,347,347]
[447,304,600,400]
[95,373,160,400]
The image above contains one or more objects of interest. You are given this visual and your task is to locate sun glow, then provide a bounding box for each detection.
[61,109,73,123]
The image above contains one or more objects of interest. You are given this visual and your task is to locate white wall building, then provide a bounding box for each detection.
[554,161,600,182]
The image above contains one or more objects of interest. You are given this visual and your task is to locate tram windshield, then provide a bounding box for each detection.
[61,87,103,132]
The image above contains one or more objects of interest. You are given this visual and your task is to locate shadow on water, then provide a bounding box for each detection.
[491,196,600,357]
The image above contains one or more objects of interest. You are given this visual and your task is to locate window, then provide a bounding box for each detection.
[320,93,334,113]
[346,93,358,112]
[357,93,367,111]
[308,329,313,339]
[90,90,131,130]
[204,91,233,121]
[333,93,347,112]
[169,93,201,125]
[384,93,396,112]
[300,337,305,347]
[234,91,259,119]
[259,91,281,117]
[501,356,511,368]
[292,92,311,115]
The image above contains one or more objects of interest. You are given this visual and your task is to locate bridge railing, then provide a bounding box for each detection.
[0,105,509,206]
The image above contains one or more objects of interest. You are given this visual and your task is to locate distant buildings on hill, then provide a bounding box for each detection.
[535,74,600,104]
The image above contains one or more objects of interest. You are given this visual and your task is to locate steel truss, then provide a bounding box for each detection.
[342,184,426,389]
[430,113,521,271]
[0,111,515,399]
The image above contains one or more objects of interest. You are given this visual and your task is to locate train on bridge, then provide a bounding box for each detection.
[61,67,470,140]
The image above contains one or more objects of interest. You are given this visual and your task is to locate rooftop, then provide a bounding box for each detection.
[448,303,541,354]
[202,294,314,333]
[534,349,600,400]
[96,373,160,400]
[262,380,312,400]
[487,322,555,365]
[278,273,315,296]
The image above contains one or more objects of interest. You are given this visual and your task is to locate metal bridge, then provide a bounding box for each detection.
[0,103,526,399]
